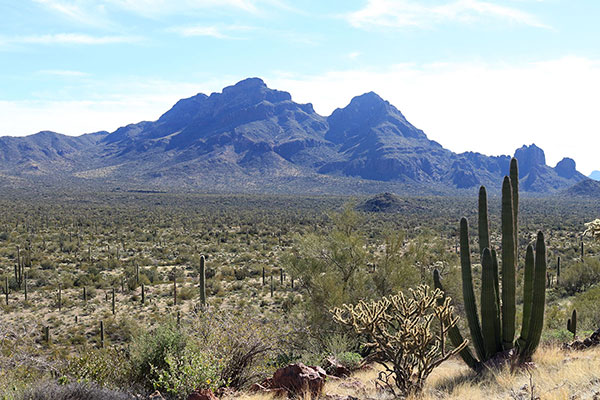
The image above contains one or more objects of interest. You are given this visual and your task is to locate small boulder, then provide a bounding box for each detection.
[324,395,360,400]
[148,391,165,400]
[187,389,218,400]
[256,363,327,398]
[324,356,351,378]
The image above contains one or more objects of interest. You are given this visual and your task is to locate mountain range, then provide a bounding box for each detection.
[0,78,588,194]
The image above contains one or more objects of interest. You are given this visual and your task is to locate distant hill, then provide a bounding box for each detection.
[564,179,600,197]
[357,192,406,212]
[589,171,600,181]
[0,78,586,194]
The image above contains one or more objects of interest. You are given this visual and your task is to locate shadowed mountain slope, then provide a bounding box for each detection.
[0,78,586,194]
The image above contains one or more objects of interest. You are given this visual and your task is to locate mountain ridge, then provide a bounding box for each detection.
[0,77,587,194]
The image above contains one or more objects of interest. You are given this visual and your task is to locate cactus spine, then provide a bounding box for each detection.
[437,158,547,369]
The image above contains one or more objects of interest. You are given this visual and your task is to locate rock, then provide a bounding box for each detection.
[255,363,326,398]
[563,326,600,350]
[324,395,360,400]
[514,144,546,176]
[338,379,367,394]
[148,391,165,400]
[187,389,217,400]
[324,356,351,377]
[555,157,577,179]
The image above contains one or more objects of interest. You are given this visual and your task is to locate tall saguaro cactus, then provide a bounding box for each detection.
[434,158,547,370]
[199,255,206,306]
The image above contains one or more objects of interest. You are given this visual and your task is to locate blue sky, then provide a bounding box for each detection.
[1,0,599,173]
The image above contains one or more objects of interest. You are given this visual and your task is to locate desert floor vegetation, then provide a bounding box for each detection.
[0,188,599,399]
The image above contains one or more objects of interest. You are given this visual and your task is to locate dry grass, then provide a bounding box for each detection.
[227,346,600,400]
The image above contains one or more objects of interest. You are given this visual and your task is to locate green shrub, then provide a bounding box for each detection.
[62,348,132,388]
[150,346,223,398]
[22,382,133,400]
[560,258,600,295]
[130,321,187,387]
[336,352,362,370]
[573,286,600,331]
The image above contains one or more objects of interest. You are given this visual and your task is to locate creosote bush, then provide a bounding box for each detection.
[331,284,466,397]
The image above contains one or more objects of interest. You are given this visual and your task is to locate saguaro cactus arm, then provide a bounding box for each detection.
[460,217,486,361]
[501,176,516,350]
[433,269,480,370]
[481,249,502,359]
[520,232,547,361]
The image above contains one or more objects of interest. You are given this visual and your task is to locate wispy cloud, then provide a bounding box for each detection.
[33,0,266,23]
[37,69,91,77]
[32,0,110,26]
[0,33,142,46]
[169,24,254,39]
[346,0,550,29]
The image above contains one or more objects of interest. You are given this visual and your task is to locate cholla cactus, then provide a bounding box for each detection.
[331,285,467,397]
[584,219,600,240]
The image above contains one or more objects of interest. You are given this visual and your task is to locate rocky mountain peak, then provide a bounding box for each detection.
[219,77,291,105]
[514,144,546,177]
[555,157,578,179]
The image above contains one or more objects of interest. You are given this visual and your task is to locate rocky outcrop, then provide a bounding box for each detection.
[563,327,600,350]
[187,389,218,400]
[253,363,327,398]
[555,157,578,179]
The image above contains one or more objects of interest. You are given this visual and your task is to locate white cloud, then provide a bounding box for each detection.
[3,57,600,175]
[346,0,550,29]
[0,33,141,46]
[0,76,236,136]
[169,24,254,39]
[269,57,600,175]
[37,69,91,77]
[33,0,264,23]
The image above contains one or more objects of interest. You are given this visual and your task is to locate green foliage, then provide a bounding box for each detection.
[62,348,132,388]
[559,258,600,295]
[130,321,188,388]
[285,205,441,337]
[150,346,223,398]
[336,352,362,370]
[573,287,600,331]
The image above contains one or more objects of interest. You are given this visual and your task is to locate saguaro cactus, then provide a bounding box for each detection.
[556,256,561,286]
[434,158,547,369]
[567,309,577,339]
[100,320,105,348]
[199,255,206,306]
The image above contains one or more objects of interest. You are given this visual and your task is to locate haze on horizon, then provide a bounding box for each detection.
[1,0,599,175]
